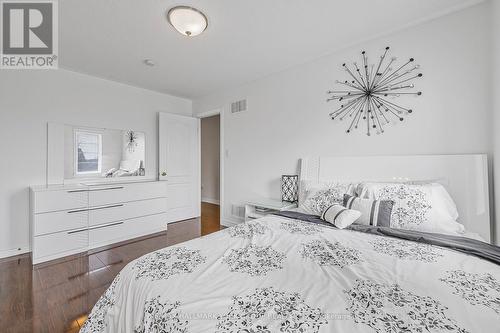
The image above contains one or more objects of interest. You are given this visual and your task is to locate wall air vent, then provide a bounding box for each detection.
[231,99,247,113]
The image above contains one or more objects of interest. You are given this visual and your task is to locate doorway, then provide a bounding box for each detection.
[200,114,221,235]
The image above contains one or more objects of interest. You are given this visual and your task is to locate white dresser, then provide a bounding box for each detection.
[30,181,168,264]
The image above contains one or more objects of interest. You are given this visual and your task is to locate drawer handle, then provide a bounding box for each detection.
[88,187,124,192]
[88,204,124,211]
[67,204,124,214]
[67,209,88,214]
[89,221,124,231]
[67,228,87,235]
[67,189,88,193]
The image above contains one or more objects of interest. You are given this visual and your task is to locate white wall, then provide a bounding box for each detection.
[99,129,123,175]
[194,3,494,239]
[492,0,500,244]
[201,115,220,204]
[0,69,192,258]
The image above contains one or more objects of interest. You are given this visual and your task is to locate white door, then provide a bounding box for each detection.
[159,112,200,223]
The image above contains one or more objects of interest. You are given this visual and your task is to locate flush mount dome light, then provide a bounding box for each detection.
[167,6,208,37]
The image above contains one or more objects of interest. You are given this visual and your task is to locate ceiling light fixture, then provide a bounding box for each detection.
[167,6,208,37]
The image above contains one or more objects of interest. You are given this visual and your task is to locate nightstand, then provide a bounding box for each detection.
[244,198,298,222]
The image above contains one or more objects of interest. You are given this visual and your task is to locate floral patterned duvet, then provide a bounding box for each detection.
[80,215,500,333]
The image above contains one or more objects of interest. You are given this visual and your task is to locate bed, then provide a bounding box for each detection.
[81,155,500,333]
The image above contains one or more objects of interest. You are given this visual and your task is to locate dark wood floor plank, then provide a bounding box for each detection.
[0,204,222,332]
[201,202,221,236]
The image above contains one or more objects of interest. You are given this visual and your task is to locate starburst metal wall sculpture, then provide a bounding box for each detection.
[327,47,422,136]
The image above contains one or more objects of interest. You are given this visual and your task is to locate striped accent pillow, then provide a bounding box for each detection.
[343,194,394,227]
[321,204,362,229]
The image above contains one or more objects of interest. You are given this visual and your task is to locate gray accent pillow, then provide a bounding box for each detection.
[343,194,394,227]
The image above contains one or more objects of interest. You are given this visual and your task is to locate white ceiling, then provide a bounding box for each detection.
[59,0,482,99]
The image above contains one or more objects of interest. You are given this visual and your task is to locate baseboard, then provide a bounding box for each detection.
[0,246,30,260]
[202,197,220,205]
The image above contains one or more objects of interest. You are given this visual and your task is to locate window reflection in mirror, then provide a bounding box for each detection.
[64,125,145,180]
[75,131,102,175]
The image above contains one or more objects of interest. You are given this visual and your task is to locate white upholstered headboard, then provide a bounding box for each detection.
[299,154,491,242]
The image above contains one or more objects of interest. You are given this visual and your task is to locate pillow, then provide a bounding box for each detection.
[357,182,463,235]
[321,204,361,229]
[343,194,394,227]
[299,181,356,216]
[113,169,134,177]
[119,159,141,172]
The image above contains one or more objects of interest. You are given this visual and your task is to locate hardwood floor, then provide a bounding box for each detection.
[0,204,221,333]
[201,202,220,235]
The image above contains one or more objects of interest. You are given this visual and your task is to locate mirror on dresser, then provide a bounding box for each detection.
[47,122,148,184]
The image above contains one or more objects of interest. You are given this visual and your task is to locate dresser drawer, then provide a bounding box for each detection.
[89,213,167,249]
[33,189,88,213]
[88,182,167,206]
[33,209,88,236]
[89,198,167,227]
[33,229,88,264]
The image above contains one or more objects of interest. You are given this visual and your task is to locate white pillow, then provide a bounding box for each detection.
[357,182,463,235]
[119,159,141,172]
[321,204,361,229]
[299,181,356,216]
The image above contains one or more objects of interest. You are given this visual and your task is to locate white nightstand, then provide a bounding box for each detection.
[244,198,297,222]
